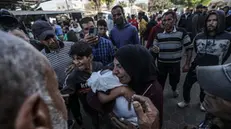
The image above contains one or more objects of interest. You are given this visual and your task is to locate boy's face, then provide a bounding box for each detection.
[98,25,107,36]
[72,55,92,71]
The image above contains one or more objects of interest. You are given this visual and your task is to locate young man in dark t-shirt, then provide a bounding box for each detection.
[61,42,103,129]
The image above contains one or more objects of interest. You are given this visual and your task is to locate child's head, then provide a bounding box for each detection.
[97,20,107,37]
[69,41,93,71]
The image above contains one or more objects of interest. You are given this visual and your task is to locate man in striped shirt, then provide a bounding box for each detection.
[32,20,73,89]
[152,11,193,98]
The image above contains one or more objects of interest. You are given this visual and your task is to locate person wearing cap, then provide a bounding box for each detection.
[32,20,73,89]
[186,64,231,129]
[0,9,45,51]
[177,10,231,111]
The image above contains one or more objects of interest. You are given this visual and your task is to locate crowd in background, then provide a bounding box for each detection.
[0,3,231,129]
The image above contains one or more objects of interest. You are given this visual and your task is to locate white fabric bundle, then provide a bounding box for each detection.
[87,69,123,93]
[87,69,138,126]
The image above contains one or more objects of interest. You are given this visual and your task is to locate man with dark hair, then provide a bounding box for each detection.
[110,5,140,48]
[192,4,206,38]
[178,10,231,111]
[32,20,73,89]
[151,11,193,98]
[79,17,114,66]
[79,17,95,37]
[62,42,103,129]
[223,6,231,31]
[178,8,193,39]
[97,19,109,39]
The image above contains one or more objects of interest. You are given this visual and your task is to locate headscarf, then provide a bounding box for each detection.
[115,45,157,94]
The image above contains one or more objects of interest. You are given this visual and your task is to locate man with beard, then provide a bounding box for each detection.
[110,5,140,48]
[177,10,231,111]
[151,11,193,98]
[32,20,73,89]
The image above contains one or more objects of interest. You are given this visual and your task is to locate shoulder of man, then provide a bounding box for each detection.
[220,31,231,39]
[194,32,205,40]
[128,24,138,33]
[176,27,187,32]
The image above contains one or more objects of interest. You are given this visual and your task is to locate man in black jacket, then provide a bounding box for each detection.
[178,8,193,39]
[178,10,231,111]
[191,4,206,39]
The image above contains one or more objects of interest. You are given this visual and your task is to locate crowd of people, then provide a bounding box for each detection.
[0,3,231,129]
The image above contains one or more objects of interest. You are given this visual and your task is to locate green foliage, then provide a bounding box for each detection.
[84,1,97,10]
[118,1,128,7]
[135,3,148,11]
[102,0,115,10]
[149,0,174,11]
[91,0,115,11]
[170,0,211,7]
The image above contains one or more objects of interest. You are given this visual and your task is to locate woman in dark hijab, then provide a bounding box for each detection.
[112,44,163,127]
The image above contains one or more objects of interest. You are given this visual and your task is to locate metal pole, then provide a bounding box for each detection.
[65,0,69,11]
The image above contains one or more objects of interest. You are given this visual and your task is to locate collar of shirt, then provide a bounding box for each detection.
[163,26,177,34]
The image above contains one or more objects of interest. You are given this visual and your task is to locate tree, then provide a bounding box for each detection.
[148,0,173,12]
[118,1,127,7]
[170,0,210,7]
[0,0,50,11]
[135,3,148,11]
[102,0,115,10]
[92,0,102,11]
[84,1,97,11]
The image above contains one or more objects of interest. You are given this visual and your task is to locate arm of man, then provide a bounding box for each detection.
[146,26,156,48]
[192,15,199,38]
[133,27,140,45]
[178,15,184,27]
[182,29,193,72]
[150,36,160,61]
[222,38,231,64]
